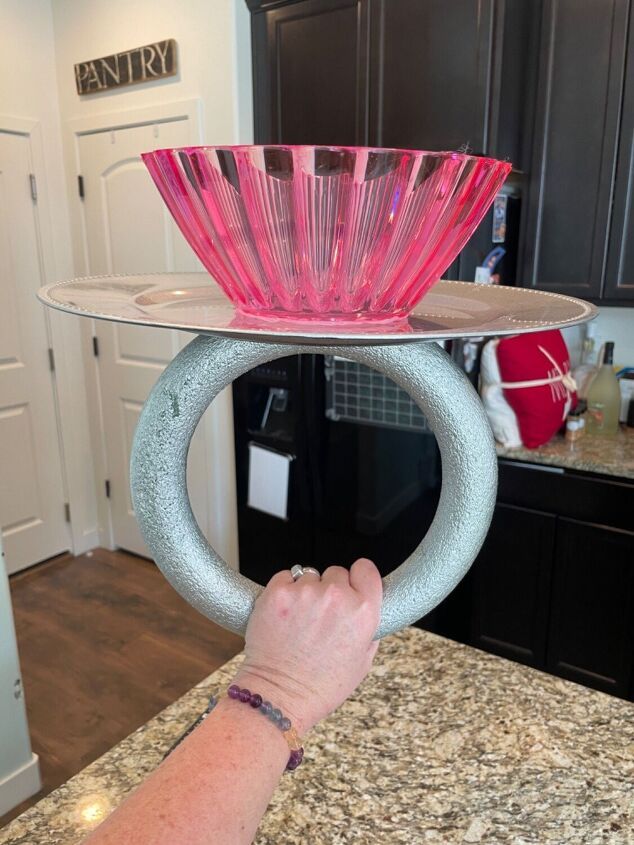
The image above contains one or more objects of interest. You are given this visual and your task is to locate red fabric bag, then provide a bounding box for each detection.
[496,330,576,448]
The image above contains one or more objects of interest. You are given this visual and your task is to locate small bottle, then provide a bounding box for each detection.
[565,406,585,446]
[586,342,621,436]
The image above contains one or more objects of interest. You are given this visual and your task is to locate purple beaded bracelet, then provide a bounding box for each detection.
[220,685,305,772]
[164,685,305,772]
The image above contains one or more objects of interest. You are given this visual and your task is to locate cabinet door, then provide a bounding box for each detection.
[547,519,634,698]
[470,504,556,668]
[368,0,494,153]
[522,0,628,299]
[604,4,634,302]
[251,0,370,145]
[367,0,533,164]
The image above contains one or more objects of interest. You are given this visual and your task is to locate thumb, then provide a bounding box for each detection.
[349,557,383,604]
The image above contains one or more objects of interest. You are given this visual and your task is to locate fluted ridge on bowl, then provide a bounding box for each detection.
[142,145,511,321]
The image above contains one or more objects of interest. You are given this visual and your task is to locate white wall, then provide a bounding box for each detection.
[592,307,634,368]
[50,0,253,564]
[563,306,634,369]
[1,0,253,561]
[51,0,252,143]
[51,0,252,292]
[0,0,99,553]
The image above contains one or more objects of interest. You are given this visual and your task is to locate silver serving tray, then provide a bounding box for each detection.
[38,273,597,346]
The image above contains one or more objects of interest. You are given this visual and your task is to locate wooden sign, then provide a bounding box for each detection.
[74,39,177,95]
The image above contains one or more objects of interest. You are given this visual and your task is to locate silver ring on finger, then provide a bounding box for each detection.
[301,567,321,579]
[291,564,304,581]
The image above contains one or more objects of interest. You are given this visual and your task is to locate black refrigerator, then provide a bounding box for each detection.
[232,354,442,590]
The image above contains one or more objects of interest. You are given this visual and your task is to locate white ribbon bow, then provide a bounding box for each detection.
[496,345,577,416]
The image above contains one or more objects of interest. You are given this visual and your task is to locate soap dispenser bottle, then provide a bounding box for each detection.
[586,342,621,436]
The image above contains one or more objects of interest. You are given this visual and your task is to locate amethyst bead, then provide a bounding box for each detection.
[286,749,303,771]
[249,693,263,708]
[238,688,252,703]
[260,701,272,715]
[279,717,291,731]
[228,685,241,700]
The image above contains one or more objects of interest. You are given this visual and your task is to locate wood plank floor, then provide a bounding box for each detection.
[1,548,243,829]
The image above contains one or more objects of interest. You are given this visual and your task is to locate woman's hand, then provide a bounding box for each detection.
[233,558,383,736]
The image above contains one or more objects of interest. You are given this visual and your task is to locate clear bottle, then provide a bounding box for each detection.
[573,322,598,398]
[586,342,621,436]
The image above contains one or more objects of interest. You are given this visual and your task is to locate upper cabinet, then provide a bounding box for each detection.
[249,0,535,165]
[522,0,632,301]
[368,0,534,166]
[249,0,370,146]
[248,0,634,303]
[605,4,634,301]
[248,0,536,286]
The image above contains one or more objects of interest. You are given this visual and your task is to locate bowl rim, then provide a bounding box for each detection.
[141,144,511,169]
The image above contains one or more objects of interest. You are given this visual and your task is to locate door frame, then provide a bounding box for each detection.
[0,113,96,559]
[64,99,239,568]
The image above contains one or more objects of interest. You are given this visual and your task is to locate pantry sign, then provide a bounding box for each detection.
[74,39,177,95]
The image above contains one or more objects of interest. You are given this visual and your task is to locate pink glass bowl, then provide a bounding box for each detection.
[142,145,511,323]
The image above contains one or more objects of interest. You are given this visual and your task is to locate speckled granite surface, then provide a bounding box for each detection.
[496,426,634,480]
[2,627,633,844]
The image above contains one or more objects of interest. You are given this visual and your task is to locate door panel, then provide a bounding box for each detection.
[77,119,208,556]
[547,519,634,697]
[369,0,493,152]
[604,0,634,300]
[252,0,370,145]
[470,504,556,668]
[522,0,628,298]
[0,131,69,573]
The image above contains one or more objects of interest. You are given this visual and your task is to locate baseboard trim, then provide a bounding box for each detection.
[0,754,41,817]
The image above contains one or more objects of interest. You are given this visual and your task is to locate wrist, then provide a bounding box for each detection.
[231,669,313,737]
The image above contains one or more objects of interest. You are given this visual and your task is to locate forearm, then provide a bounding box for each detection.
[85,693,291,845]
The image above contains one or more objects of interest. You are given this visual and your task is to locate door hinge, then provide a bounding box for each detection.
[48,347,55,372]
[92,335,99,357]
[29,173,37,202]
[64,502,71,523]
[105,479,111,498]
[78,174,85,199]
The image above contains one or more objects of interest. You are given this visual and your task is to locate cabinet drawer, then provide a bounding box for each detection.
[498,460,634,532]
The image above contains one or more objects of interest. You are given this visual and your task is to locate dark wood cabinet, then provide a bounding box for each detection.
[428,460,634,699]
[461,463,634,700]
[604,3,634,301]
[250,0,370,146]
[368,0,493,153]
[471,504,555,668]
[367,0,532,166]
[547,519,634,697]
[250,0,534,163]
[248,0,634,302]
[522,0,630,300]
[249,0,536,285]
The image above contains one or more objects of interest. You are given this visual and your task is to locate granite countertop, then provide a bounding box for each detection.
[2,627,633,845]
[496,425,634,481]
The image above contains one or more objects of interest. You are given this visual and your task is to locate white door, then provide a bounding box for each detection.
[77,119,209,556]
[0,131,70,574]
